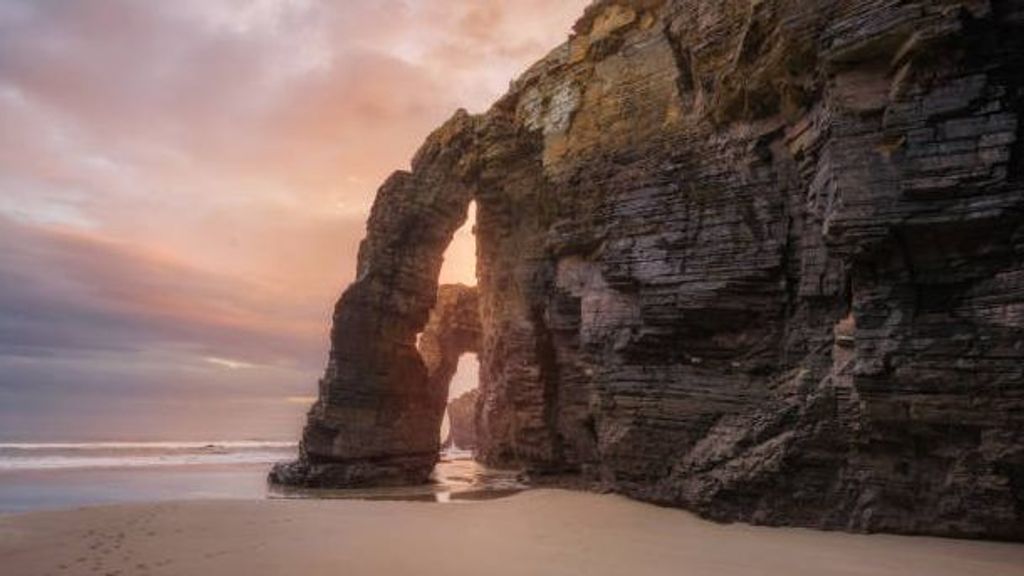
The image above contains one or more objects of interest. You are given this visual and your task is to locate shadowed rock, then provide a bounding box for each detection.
[269,282,482,487]
[419,284,482,402]
[445,388,480,451]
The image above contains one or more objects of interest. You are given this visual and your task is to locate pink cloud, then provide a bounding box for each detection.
[0,0,589,439]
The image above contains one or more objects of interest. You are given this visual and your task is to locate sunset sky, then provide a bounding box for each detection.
[0,0,588,441]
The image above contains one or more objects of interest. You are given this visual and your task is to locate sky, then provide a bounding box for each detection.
[0,0,589,441]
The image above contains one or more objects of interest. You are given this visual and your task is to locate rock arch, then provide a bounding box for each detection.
[271,84,557,488]
[269,112,482,487]
[419,284,482,409]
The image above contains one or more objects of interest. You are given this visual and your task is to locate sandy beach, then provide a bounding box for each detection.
[1,489,1022,576]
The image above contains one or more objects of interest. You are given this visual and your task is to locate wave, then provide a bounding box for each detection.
[0,441,298,471]
[440,445,475,461]
[0,452,292,471]
[0,441,297,451]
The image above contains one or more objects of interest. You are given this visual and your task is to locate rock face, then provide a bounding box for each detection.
[275,0,1024,539]
[423,284,482,453]
[419,284,482,401]
[269,280,481,487]
[445,388,480,450]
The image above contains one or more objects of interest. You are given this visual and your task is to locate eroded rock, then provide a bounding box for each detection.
[444,388,480,451]
[419,284,482,398]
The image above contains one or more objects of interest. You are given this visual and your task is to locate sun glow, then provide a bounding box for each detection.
[285,396,317,405]
[205,357,257,370]
[438,201,477,286]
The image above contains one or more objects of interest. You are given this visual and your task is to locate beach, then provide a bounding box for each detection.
[2,489,1022,576]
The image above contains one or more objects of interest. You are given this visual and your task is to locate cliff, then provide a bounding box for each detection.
[273,0,1024,540]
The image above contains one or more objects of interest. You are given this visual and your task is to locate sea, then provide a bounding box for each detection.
[0,441,517,513]
[0,441,294,513]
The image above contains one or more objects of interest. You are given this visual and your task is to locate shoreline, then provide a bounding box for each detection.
[2,489,1022,576]
[0,463,273,515]
[0,458,524,515]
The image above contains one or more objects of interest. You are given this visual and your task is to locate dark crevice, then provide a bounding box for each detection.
[663,22,696,110]
[531,305,565,471]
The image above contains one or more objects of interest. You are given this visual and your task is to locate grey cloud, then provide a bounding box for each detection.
[0,216,328,365]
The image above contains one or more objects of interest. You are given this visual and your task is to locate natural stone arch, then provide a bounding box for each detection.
[270,112,481,487]
[418,284,482,411]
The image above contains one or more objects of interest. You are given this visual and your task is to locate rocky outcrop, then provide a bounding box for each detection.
[267,110,480,487]
[269,281,481,487]
[419,284,482,399]
[276,0,1024,540]
[445,388,480,450]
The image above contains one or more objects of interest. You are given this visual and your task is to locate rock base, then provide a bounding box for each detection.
[268,455,436,489]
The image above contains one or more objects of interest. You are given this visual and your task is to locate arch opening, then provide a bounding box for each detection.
[417,283,481,455]
[439,352,480,455]
[439,201,477,287]
[432,201,480,458]
[415,196,482,464]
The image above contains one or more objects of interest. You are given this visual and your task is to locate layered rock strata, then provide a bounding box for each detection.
[275,0,1024,539]
[270,282,481,486]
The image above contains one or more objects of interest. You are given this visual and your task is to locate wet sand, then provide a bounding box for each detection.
[0,464,271,514]
[0,458,517,513]
[1,489,1022,576]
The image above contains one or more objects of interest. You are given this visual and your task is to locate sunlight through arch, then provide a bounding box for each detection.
[438,201,477,286]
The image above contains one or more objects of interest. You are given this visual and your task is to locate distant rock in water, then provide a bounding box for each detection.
[273,0,1024,540]
[444,389,480,451]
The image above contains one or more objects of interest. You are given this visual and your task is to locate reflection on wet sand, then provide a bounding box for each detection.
[268,457,527,503]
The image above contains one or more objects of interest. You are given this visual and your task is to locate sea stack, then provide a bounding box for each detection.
[273,0,1024,541]
[445,388,480,451]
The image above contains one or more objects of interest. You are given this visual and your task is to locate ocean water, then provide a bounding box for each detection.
[0,441,521,513]
[0,441,297,471]
[0,441,296,514]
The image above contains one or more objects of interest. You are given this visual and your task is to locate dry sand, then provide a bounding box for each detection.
[1,489,1021,576]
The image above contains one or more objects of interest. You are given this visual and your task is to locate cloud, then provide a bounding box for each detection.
[0,0,588,440]
[0,215,328,440]
[0,216,328,365]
